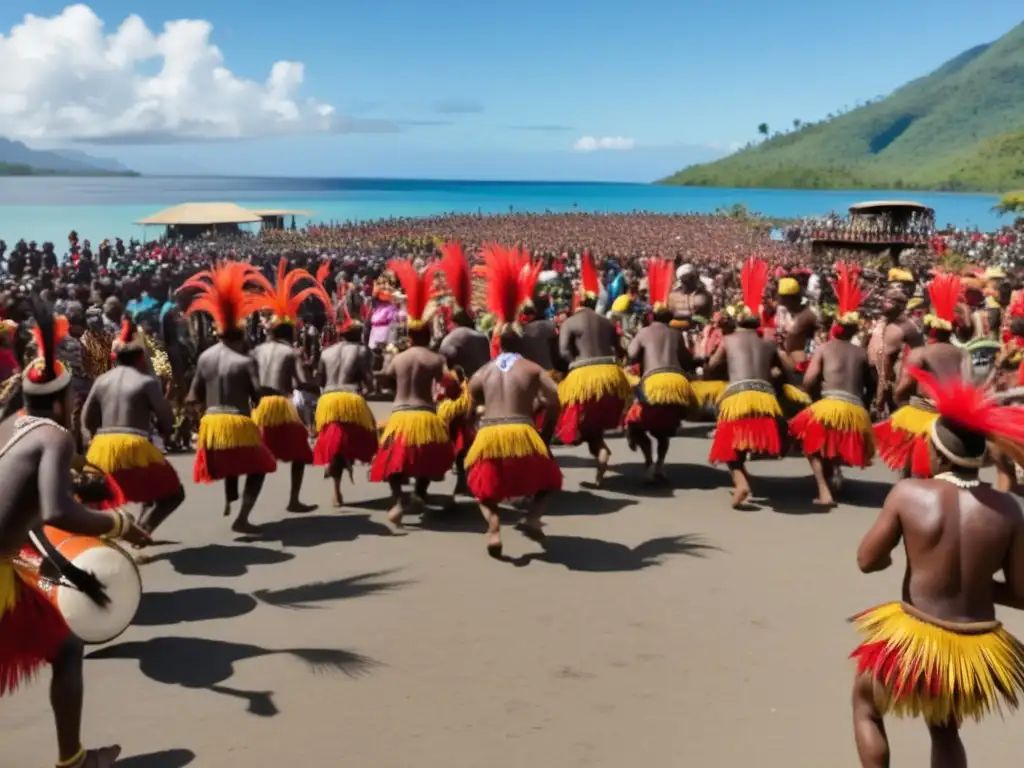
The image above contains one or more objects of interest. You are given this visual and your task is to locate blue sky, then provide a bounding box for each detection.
[2,1,1021,180]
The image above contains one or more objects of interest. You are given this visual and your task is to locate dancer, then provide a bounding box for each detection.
[183,261,277,533]
[371,259,454,528]
[707,257,792,507]
[788,264,873,506]
[520,296,562,381]
[81,318,184,538]
[867,285,923,418]
[555,250,631,485]
[873,273,968,478]
[623,258,693,482]
[250,258,331,513]
[466,245,562,557]
[775,274,815,414]
[0,299,147,768]
[313,309,377,507]
[850,366,1024,768]
[435,242,490,495]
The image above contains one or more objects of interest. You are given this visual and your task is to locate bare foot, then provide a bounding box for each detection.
[643,464,656,485]
[223,503,232,518]
[331,494,344,509]
[731,487,751,508]
[130,550,154,566]
[516,521,547,548]
[387,504,406,531]
[486,533,503,559]
[231,520,263,535]
[654,466,668,484]
[286,501,318,514]
[78,746,122,767]
[813,496,836,507]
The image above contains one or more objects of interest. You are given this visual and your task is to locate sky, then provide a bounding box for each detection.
[0,1,1020,181]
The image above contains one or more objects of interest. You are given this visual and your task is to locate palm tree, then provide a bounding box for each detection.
[757,123,769,139]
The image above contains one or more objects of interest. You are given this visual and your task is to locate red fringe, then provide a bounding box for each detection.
[872,421,933,477]
[0,574,71,696]
[261,422,314,463]
[193,444,278,483]
[850,640,943,700]
[468,453,563,503]
[708,417,782,463]
[623,402,684,434]
[789,410,872,468]
[369,438,455,482]
[555,394,626,444]
[111,462,182,504]
[313,422,378,466]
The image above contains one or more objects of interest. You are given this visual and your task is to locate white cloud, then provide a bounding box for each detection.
[572,136,635,152]
[0,4,347,143]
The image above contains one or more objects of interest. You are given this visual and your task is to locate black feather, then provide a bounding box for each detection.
[30,297,56,381]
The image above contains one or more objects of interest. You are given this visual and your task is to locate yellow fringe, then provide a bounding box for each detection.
[437,381,473,427]
[252,394,303,428]
[315,391,375,433]
[691,380,727,407]
[196,412,265,451]
[547,369,564,384]
[808,398,873,433]
[558,364,632,406]
[379,409,448,446]
[86,432,164,473]
[624,370,641,389]
[890,404,938,436]
[642,371,692,407]
[464,422,547,467]
[853,602,1024,724]
[0,559,16,617]
[718,390,782,421]
[782,383,812,406]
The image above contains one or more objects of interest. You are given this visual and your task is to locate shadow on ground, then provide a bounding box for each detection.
[133,588,258,626]
[742,473,892,515]
[510,533,719,572]
[116,749,196,768]
[148,544,295,578]
[254,570,412,608]
[88,637,379,717]
[236,513,392,548]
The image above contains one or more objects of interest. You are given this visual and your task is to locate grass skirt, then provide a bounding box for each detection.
[437,379,476,455]
[873,403,937,477]
[624,370,693,434]
[194,412,277,483]
[688,380,727,422]
[555,363,631,444]
[0,560,70,696]
[85,432,182,503]
[252,395,313,463]
[709,384,784,463]
[313,391,378,466]
[788,396,874,468]
[465,421,563,503]
[850,601,1024,725]
[370,407,455,482]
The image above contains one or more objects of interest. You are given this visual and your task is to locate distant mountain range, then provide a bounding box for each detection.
[0,138,137,176]
[662,23,1024,192]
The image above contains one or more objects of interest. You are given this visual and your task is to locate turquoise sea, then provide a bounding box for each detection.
[0,176,1006,246]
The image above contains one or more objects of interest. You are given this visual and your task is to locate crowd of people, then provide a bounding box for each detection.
[3,208,1024,767]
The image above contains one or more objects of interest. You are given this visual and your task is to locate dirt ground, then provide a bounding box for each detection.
[5,410,1024,767]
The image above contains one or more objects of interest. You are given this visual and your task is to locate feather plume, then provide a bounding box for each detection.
[179,261,264,334]
[516,248,542,307]
[646,258,673,310]
[387,259,434,325]
[336,306,359,334]
[926,273,963,325]
[740,257,769,316]
[118,317,134,345]
[580,250,599,297]
[28,299,65,383]
[829,262,864,321]
[315,262,331,289]
[437,241,473,312]
[249,258,331,325]
[482,245,522,325]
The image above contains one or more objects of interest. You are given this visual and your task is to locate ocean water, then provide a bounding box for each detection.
[0,176,1006,246]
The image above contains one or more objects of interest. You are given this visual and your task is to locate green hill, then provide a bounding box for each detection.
[662,23,1024,192]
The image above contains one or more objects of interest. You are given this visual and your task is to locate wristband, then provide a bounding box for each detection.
[103,509,127,540]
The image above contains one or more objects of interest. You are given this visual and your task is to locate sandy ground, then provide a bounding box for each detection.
[5,406,1024,767]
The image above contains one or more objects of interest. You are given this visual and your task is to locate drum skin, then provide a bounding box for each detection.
[40,527,142,644]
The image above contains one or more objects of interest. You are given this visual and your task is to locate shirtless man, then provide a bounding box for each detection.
[316,319,375,507]
[252,324,318,513]
[777,277,818,373]
[519,299,561,377]
[0,301,147,768]
[668,263,712,325]
[81,327,184,538]
[867,288,924,418]
[851,367,1024,768]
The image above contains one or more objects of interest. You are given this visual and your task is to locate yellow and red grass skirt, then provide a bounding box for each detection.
[708,380,785,463]
[788,391,874,468]
[193,410,277,483]
[688,380,727,421]
[313,390,378,466]
[370,405,455,482]
[872,398,937,477]
[466,418,563,503]
[85,430,182,504]
[623,369,693,434]
[850,601,1024,724]
[0,558,70,696]
[437,378,476,456]
[555,358,632,444]
[252,394,314,464]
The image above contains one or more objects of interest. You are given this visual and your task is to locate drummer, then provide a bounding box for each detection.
[0,300,148,768]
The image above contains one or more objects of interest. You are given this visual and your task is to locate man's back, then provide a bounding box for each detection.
[438,326,491,378]
[391,346,445,407]
[818,339,868,398]
[471,356,545,420]
[85,366,165,433]
[559,309,616,362]
[253,340,298,394]
[520,319,558,370]
[722,330,776,384]
[320,341,371,391]
[193,343,258,415]
[629,323,686,373]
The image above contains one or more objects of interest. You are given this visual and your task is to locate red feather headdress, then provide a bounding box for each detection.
[734,257,769,321]
[178,260,264,335]
[336,306,360,335]
[575,250,600,310]
[924,272,963,332]
[388,259,434,329]
[907,365,1024,468]
[315,262,332,296]
[436,241,474,316]
[249,258,331,327]
[646,258,674,313]
[23,302,70,395]
[482,244,537,356]
[830,262,864,325]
